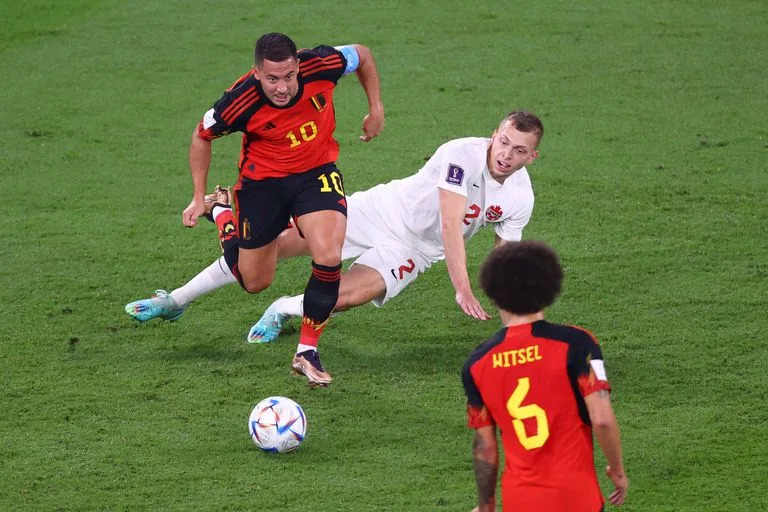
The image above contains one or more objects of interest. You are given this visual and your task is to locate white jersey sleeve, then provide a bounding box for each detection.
[493,197,534,241]
[435,142,483,198]
[491,169,535,242]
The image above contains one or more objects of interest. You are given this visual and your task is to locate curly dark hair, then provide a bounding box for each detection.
[480,241,563,314]
[254,32,297,65]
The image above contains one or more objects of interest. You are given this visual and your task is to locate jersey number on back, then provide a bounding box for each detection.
[506,377,550,450]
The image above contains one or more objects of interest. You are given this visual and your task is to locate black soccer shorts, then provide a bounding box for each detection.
[234,163,347,249]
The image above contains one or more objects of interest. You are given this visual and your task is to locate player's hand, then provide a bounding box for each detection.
[359,110,384,142]
[455,291,492,320]
[182,197,205,227]
[606,465,628,505]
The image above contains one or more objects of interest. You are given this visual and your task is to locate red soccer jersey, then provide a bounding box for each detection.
[462,320,611,512]
[196,45,348,180]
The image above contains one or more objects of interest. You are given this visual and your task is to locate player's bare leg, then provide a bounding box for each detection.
[236,242,280,294]
[288,209,345,387]
[275,224,311,259]
[334,264,386,311]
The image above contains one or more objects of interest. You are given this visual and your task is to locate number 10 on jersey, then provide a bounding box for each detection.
[286,121,318,148]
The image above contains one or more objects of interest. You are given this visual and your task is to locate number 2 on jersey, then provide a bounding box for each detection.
[506,377,550,450]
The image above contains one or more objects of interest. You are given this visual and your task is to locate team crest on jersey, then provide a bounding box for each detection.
[310,93,326,111]
[446,164,464,185]
[485,205,503,221]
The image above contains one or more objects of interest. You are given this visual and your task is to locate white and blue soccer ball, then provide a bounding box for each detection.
[248,396,307,453]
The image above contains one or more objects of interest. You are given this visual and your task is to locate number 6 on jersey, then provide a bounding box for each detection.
[507,377,550,450]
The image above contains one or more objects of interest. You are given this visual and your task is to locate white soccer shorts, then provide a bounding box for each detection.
[342,193,435,307]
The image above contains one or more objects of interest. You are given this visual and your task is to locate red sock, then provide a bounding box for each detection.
[299,317,330,348]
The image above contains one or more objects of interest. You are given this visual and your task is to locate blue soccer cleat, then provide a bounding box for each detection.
[247,302,287,343]
[125,289,185,323]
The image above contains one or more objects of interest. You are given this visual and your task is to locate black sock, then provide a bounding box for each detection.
[302,261,341,325]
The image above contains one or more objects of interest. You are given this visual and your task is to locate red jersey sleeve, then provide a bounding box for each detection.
[466,403,495,429]
[196,71,260,141]
[568,326,612,397]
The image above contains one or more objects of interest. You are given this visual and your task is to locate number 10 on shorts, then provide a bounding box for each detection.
[318,171,344,196]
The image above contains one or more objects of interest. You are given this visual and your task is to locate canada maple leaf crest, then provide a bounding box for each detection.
[485,205,503,221]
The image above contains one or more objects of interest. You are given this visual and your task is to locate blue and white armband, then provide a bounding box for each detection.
[334,45,360,75]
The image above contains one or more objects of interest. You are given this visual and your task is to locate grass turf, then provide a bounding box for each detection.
[1,0,767,510]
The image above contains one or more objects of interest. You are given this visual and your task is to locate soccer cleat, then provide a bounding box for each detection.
[291,350,332,387]
[125,289,185,322]
[247,302,287,343]
[203,185,232,222]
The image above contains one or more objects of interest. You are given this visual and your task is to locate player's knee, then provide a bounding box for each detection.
[241,274,272,294]
[312,252,342,267]
[308,239,342,267]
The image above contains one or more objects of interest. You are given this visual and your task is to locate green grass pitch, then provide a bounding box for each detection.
[1,0,767,510]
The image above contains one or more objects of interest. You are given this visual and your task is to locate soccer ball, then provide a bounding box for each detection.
[248,396,307,453]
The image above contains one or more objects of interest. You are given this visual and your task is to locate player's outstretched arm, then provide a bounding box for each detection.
[471,425,498,512]
[349,44,384,142]
[585,389,628,506]
[183,130,213,227]
[439,189,491,320]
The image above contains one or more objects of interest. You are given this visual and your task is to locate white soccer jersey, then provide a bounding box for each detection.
[347,137,534,260]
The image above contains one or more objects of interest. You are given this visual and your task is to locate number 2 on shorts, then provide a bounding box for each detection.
[506,377,550,450]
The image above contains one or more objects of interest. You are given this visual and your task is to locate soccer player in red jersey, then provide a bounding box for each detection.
[462,241,628,511]
[180,33,384,387]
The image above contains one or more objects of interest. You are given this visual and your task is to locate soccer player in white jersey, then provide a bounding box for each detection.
[126,111,543,363]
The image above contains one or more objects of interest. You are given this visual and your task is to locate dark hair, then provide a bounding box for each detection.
[480,241,563,314]
[499,111,544,146]
[254,33,298,65]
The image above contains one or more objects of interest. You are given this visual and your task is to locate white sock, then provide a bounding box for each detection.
[170,256,236,307]
[273,294,304,317]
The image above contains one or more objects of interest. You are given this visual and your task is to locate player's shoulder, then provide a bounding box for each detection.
[438,136,489,154]
[298,45,346,80]
[531,320,599,348]
[213,70,263,124]
[493,166,533,208]
[463,327,508,372]
[298,44,342,60]
[436,137,489,170]
[224,69,259,95]
[512,166,532,185]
